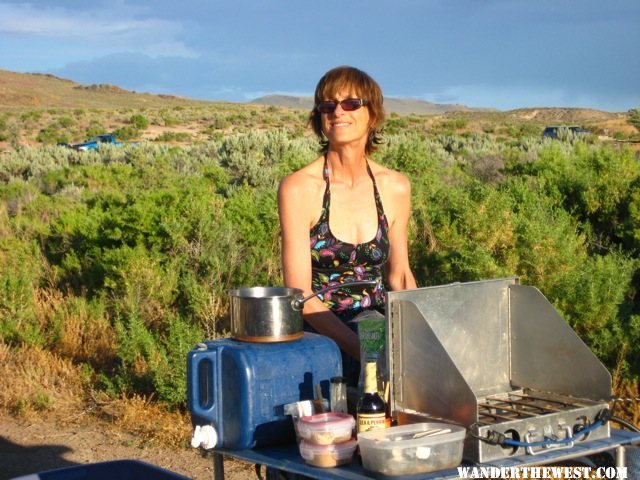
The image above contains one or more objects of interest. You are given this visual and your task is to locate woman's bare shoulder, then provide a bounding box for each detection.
[368,161,412,195]
[278,156,325,199]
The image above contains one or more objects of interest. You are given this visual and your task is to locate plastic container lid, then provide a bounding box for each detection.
[297,412,355,445]
[299,438,357,467]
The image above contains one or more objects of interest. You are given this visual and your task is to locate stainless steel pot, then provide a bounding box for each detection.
[229,281,377,343]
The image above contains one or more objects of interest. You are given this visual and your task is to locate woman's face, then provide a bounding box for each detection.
[320,89,371,150]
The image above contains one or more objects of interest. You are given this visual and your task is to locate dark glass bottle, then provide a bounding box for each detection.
[356,360,386,433]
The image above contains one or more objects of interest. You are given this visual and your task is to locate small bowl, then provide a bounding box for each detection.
[299,439,357,468]
[297,412,355,445]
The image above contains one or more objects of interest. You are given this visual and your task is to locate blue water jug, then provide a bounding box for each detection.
[187,333,342,449]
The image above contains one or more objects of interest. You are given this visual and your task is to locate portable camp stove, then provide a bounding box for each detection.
[386,278,612,463]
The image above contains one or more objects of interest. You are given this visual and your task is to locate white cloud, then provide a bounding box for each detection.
[0,2,198,58]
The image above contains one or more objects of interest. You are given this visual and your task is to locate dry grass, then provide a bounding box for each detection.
[0,341,193,449]
[34,289,118,366]
[0,287,194,448]
[613,378,640,427]
[0,286,189,445]
[611,345,640,426]
[100,394,194,448]
[0,342,85,417]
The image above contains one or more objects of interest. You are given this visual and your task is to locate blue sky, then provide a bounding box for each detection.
[1,0,638,112]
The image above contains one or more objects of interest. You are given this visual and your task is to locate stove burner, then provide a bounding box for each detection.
[477,389,603,426]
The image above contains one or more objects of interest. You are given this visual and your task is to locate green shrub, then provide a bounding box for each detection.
[0,233,45,346]
[85,122,106,139]
[552,252,639,374]
[628,108,640,130]
[58,116,75,128]
[36,124,70,145]
[130,114,149,130]
[434,117,468,133]
[162,114,181,127]
[1,126,639,408]
[113,126,139,141]
[153,315,204,404]
[154,132,191,142]
[210,116,231,130]
[20,111,43,123]
[510,143,640,254]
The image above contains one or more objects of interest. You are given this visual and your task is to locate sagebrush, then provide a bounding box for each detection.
[1,122,639,408]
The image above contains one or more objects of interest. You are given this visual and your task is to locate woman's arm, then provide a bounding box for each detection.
[384,172,417,291]
[278,173,361,360]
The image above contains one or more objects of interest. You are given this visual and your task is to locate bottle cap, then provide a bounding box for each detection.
[363,351,379,363]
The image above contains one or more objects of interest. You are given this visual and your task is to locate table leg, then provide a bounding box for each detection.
[616,446,625,469]
[212,452,225,480]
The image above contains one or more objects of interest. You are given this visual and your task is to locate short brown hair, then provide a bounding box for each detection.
[310,66,385,155]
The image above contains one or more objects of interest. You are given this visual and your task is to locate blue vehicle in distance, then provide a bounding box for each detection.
[69,133,125,151]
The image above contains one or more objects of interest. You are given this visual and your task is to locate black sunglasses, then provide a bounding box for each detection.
[316,98,369,114]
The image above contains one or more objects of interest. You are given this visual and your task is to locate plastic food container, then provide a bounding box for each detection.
[299,439,357,468]
[297,412,355,445]
[357,422,465,476]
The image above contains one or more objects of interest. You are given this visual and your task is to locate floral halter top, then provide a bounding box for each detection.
[310,156,390,315]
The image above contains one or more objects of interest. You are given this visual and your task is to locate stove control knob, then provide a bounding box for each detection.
[191,424,218,449]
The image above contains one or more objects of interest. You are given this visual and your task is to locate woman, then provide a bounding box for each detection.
[278,66,416,385]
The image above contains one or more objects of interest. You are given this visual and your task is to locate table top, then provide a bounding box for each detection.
[214,429,640,480]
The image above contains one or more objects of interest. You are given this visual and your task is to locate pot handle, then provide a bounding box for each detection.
[291,280,378,311]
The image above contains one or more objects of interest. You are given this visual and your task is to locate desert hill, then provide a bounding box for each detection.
[247,94,484,116]
[0,69,218,109]
[505,107,625,123]
[0,69,476,115]
[0,69,627,126]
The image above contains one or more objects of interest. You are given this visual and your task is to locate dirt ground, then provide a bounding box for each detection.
[0,414,255,480]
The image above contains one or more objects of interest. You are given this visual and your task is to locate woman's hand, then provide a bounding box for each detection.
[299,298,361,361]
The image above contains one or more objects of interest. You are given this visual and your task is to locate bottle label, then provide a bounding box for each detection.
[357,413,386,433]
